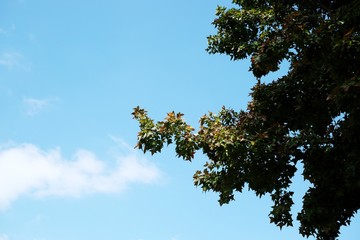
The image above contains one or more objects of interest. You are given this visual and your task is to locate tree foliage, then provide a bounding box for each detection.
[133,1,360,239]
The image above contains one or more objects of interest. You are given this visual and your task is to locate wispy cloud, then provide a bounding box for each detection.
[0,24,14,37]
[28,33,36,42]
[0,28,7,36]
[23,97,60,116]
[0,24,18,39]
[0,141,161,210]
[0,234,9,240]
[0,52,30,70]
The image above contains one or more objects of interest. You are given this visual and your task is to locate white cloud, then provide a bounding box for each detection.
[0,234,9,240]
[23,97,60,116]
[0,142,161,210]
[23,97,49,116]
[0,52,30,70]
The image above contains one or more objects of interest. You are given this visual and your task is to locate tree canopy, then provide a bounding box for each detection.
[133,1,360,239]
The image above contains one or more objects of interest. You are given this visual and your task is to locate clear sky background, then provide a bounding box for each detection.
[0,1,359,240]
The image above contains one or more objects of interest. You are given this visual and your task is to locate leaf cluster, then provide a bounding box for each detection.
[133,1,360,239]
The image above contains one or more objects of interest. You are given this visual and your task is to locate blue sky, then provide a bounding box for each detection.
[0,1,359,240]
